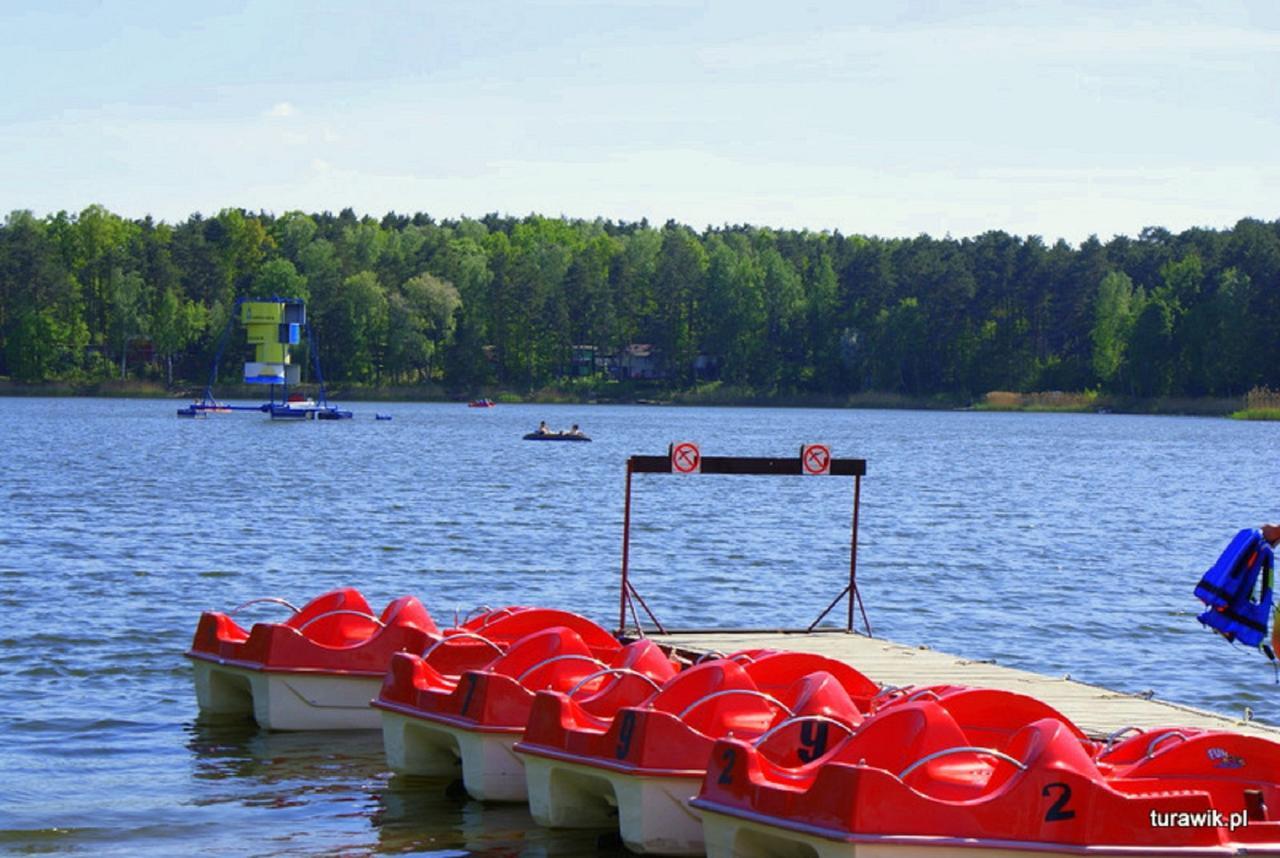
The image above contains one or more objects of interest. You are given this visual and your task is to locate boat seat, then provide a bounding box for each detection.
[576,639,679,716]
[488,627,598,690]
[831,701,970,774]
[284,588,373,630]
[642,659,780,736]
[298,609,385,648]
[754,671,863,767]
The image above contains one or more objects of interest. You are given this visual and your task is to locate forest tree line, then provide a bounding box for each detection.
[2,205,1279,398]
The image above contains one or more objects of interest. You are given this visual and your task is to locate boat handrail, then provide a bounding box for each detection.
[458,605,495,625]
[567,668,664,698]
[751,715,857,748]
[516,654,606,684]
[1098,725,1143,756]
[898,746,1027,780]
[229,597,300,617]
[676,689,794,721]
[1145,730,1190,759]
[477,606,522,628]
[872,683,903,700]
[904,688,941,703]
[423,631,504,659]
[297,610,385,632]
[695,650,726,664]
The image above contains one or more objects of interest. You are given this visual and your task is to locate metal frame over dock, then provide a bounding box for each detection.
[618,443,870,635]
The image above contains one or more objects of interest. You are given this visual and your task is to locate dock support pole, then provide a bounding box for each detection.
[850,472,870,635]
[619,459,634,632]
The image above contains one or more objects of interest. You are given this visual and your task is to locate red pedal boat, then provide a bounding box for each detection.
[186,592,584,730]
[514,650,878,855]
[374,623,677,801]
[692,691,1280,858]
[187,588,441,730]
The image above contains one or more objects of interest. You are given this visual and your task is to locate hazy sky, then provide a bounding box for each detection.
[2,1,1277,243]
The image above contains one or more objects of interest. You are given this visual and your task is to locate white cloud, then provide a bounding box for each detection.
[266,101,297,119]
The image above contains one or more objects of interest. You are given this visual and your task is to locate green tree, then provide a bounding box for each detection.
[401,272,461,379]
[151,288,207,386]
[5,307,64,382]
[1090,271,1138,388]
[653,225,707,382]
[1127,294,1175,397]
[252,258,308,302]
[110,269,149,378]
[334,271,388,383]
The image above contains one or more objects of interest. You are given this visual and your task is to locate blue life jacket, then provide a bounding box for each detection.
[1195,528,1263,607]
[1195,529,1274,647]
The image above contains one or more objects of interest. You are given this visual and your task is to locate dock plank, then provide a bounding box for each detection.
[647,631,1280,740]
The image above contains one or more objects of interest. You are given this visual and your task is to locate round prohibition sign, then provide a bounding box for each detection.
[802,443,831,476]
[671,441,701,474]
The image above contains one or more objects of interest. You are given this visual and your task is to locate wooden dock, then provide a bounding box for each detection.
[646,629,1280,740]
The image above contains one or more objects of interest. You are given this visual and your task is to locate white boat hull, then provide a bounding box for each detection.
[519,752,703,855]
[697,805,1274,858]
[379,709,463,778]
[190,659,382,731]
[378,710,525,800]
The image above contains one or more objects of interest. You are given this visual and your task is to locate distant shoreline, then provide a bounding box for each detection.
[1,378,1267,418]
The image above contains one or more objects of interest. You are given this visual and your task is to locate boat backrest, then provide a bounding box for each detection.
[477,609,620,654]
[936,688,1088,749]
[646,660,754,714]
[782,671,863,725]
[746,653,878,708]
[1006,717,1101,784]
[286,588,372,630]
[832,701,969,772]
[488,627,595,686]
[378,596,440,635]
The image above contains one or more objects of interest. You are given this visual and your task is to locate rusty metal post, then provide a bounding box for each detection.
[850,472,871,635]
[619,458,634,632]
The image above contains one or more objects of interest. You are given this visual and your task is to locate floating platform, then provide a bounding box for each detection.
[644,630,1280,740]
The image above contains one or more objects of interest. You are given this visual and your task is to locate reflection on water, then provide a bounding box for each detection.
[183,719,628,856]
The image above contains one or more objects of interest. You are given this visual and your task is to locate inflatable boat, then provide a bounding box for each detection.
[515,651,878,855]
[374,624,676,801]
[692,689,1280,858]
[523,431,591,442]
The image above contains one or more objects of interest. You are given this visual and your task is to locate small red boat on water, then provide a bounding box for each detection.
[468,398,496,408]
[373,623,677,801]
[187,591,595,731]
[692,689,1280,858]
[514,650,879,855]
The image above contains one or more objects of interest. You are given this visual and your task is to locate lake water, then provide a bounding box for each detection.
[1,397,1277,855]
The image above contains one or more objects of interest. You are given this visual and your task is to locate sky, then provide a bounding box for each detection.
[1,0,1277,244]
